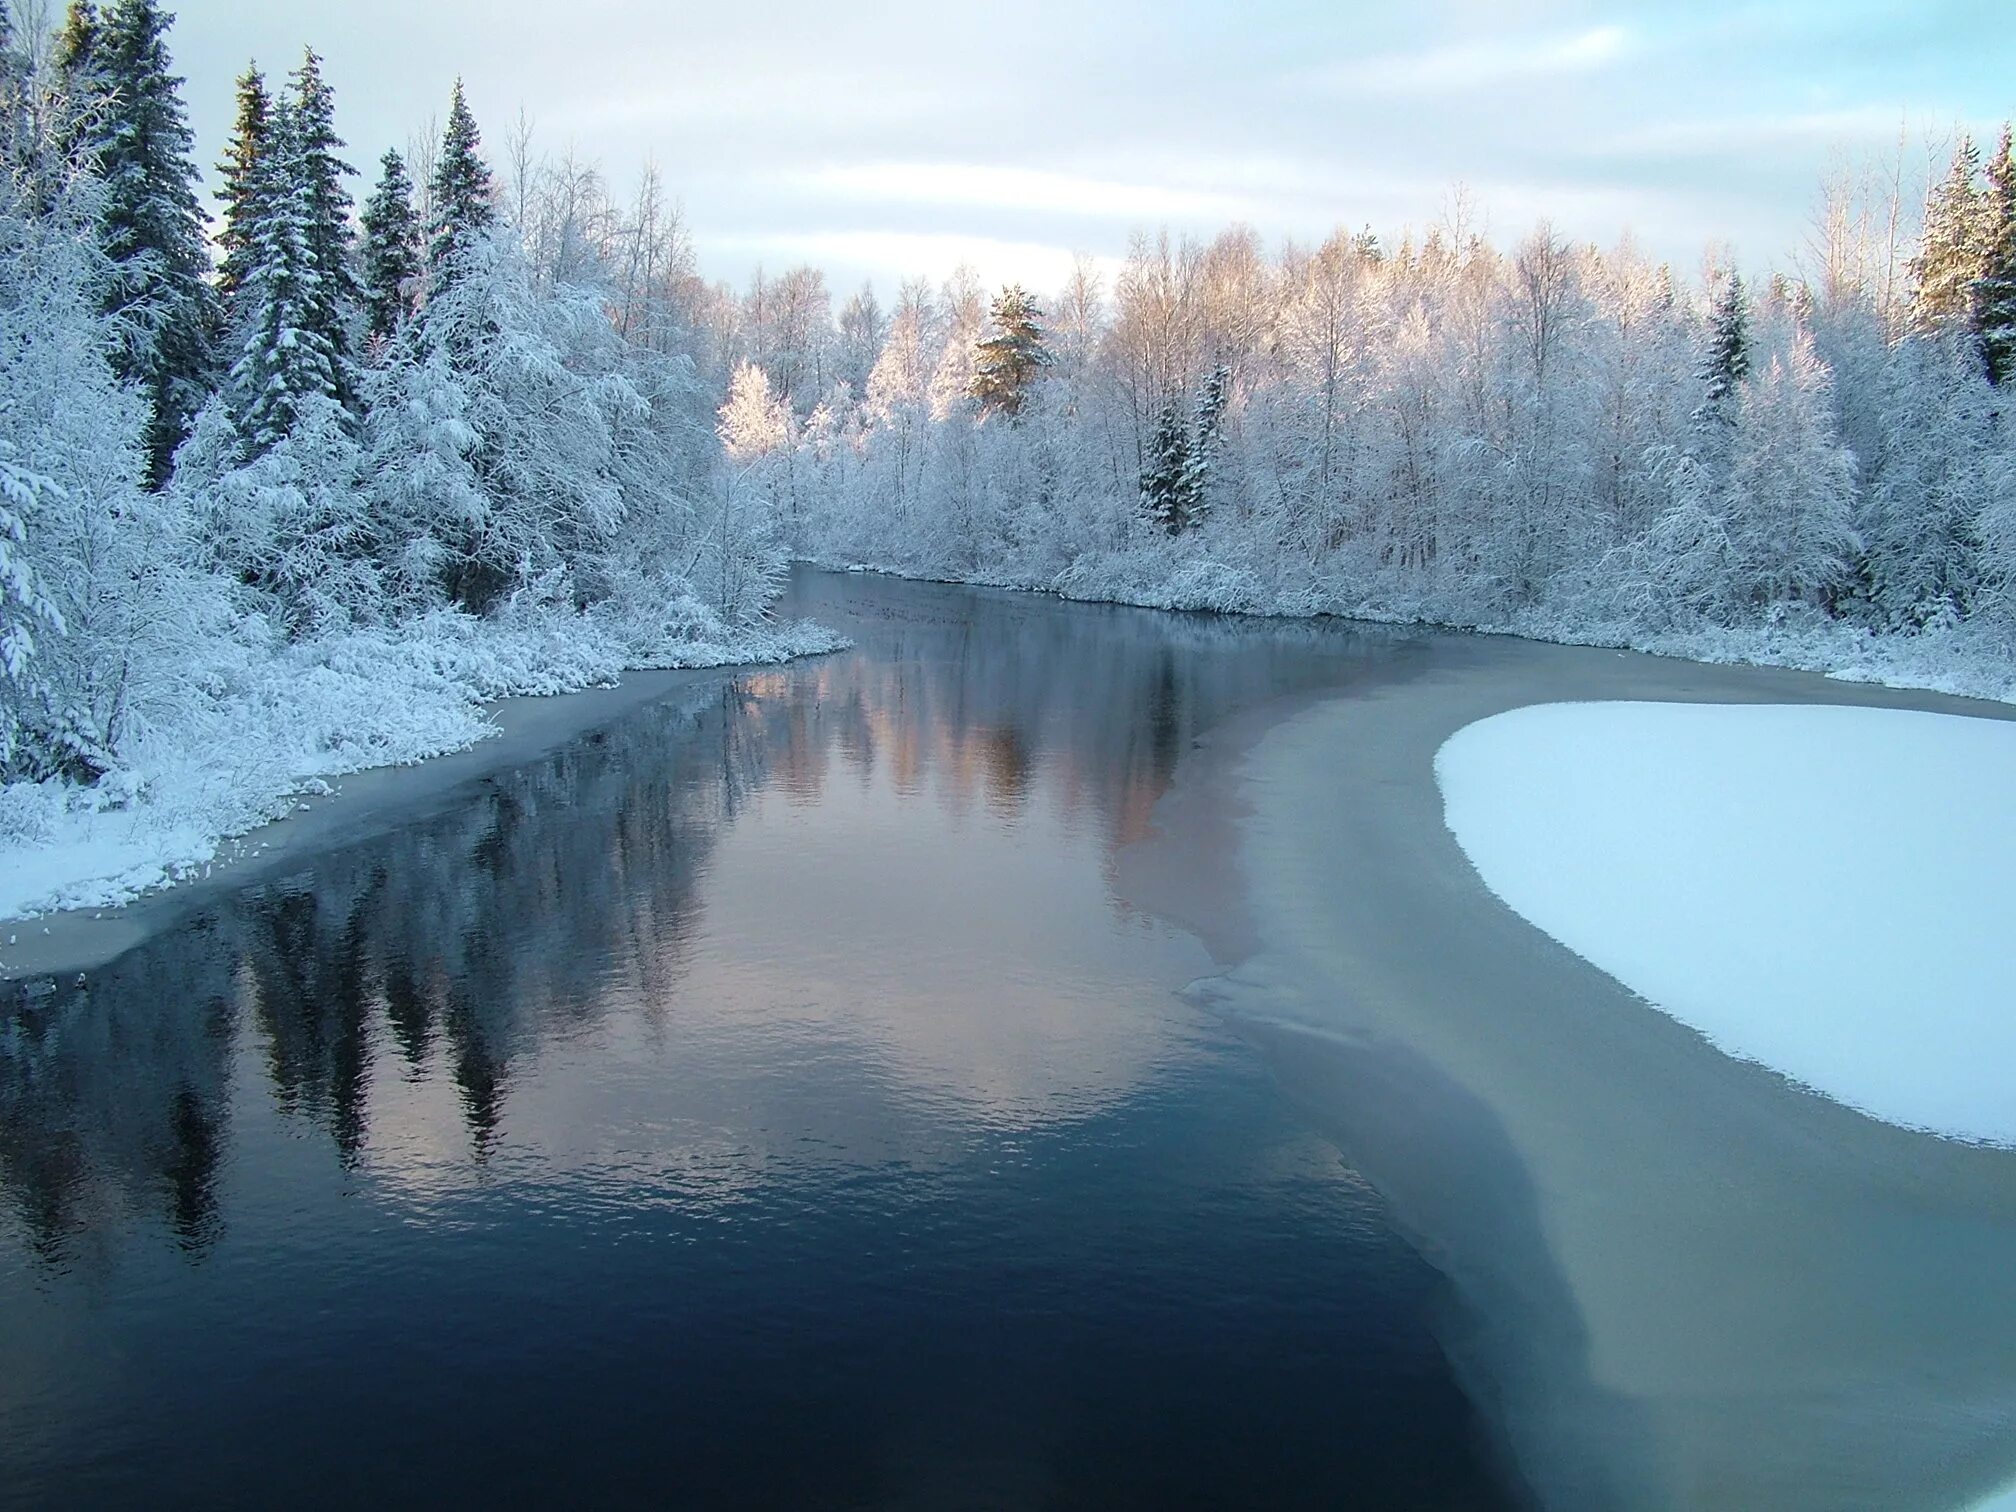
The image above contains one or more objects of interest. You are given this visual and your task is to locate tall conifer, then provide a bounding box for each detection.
[1701,271,1751,410]
[227,97,340,454]
[359,148,421,344]
[1142,395,1194,535]
[426,79,494,288]
[288,48,357,400]
[81,0,217,484]
[214,62,268,308]
[1911,136,1987,338]
[1974,125,2016,386]
[971,285,1053,418]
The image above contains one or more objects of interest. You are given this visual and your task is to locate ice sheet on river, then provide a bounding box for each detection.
[1436,701,2016,1147]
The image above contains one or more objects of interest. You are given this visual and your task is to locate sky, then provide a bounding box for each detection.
[140,0,2016,299]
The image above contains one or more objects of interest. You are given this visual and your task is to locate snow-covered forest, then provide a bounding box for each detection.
[720,139,2016,698]
[0,1,832,916]
[4,0,2015,919]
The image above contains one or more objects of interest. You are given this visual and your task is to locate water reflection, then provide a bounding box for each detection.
[0,570,1492,1509]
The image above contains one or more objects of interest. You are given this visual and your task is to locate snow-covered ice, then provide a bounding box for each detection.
[1436,701,2016,1146]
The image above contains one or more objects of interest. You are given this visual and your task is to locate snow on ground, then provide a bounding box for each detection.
[1435,701,2016,1147]
[0,610,844,926]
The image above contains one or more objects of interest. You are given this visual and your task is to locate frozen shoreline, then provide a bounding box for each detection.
[812,553,2016,710]
[1155,633,2016,1510]
[1437,700,2016,1147]
[0,626,841,981]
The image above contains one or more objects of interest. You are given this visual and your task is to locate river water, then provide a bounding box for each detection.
[7,568,2013,1512]
[0,571,1510,1509]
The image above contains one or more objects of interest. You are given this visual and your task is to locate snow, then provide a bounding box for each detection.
[1435,701,2016,1146]
[0,609,844,927]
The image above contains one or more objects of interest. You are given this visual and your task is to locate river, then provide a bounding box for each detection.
[3,568,2012,1510]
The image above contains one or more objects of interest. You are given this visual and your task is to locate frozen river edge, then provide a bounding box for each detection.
[1149,634,2016,1512]
[0,658,798,982]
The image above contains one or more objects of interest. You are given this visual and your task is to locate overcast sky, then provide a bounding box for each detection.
[156,0,2014,299]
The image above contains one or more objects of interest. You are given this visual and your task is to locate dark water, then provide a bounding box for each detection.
[0,571,1514,1509]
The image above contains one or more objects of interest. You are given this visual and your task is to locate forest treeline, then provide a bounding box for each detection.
[2,0,2013,907]
[717,138,2016,686]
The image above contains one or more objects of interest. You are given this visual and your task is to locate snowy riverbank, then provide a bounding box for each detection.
[0,608,842,933]
[818,550,2016,710]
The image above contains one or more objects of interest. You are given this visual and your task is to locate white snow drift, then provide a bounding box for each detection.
[1436,701,2016,1146]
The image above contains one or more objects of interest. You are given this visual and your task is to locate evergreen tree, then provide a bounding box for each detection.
[1911,135,1986,338]
[226,98,340,456]
[1141,394,1194,535]
[1179,362,1232,521]
[426,79,494,287]
[1974,125,2016,386]
[80,0,217,486]
[213,61,268,308]
[288,48,358,400]
[970,284,1053,418]
[359,148,421,344]
[57,0,97,65]
[1700,270,1750,412]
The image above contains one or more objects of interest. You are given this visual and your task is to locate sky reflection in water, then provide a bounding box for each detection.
[0,571,1499,1510]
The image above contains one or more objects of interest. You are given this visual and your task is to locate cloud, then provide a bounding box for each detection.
[788,163,1259,224]
[702,229,1117,292]
[1600,106,1928,158]
[1304,24,1636,94]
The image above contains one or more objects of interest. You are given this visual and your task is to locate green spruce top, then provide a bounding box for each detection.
[1912,135,1987,337]
[1973,126,2016,385]
[427,78,495,281]
[214,61,268,305]
[1701,270,1750,408]
[971,284,1053,419]
[360,147,422,343]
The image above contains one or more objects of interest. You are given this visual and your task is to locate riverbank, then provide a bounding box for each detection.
[0,617,842,979]
[817,550,2016,709]
[1148,634,2016,1510]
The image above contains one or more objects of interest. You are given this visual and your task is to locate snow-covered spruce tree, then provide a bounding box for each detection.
[212,61,267,309]
[75,0,218,488]
[49,0,101,162]
[1699,269,1750,418]
[223,99,340,456]
[1141,393,1194,535]
[359,148,421,345]
[287,47,358,404]
[1976,125,2016,387]
[1181,361,1232,526]
[970,284,1052,419]
[426,79,495,294]
[1912,135,1986,341]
